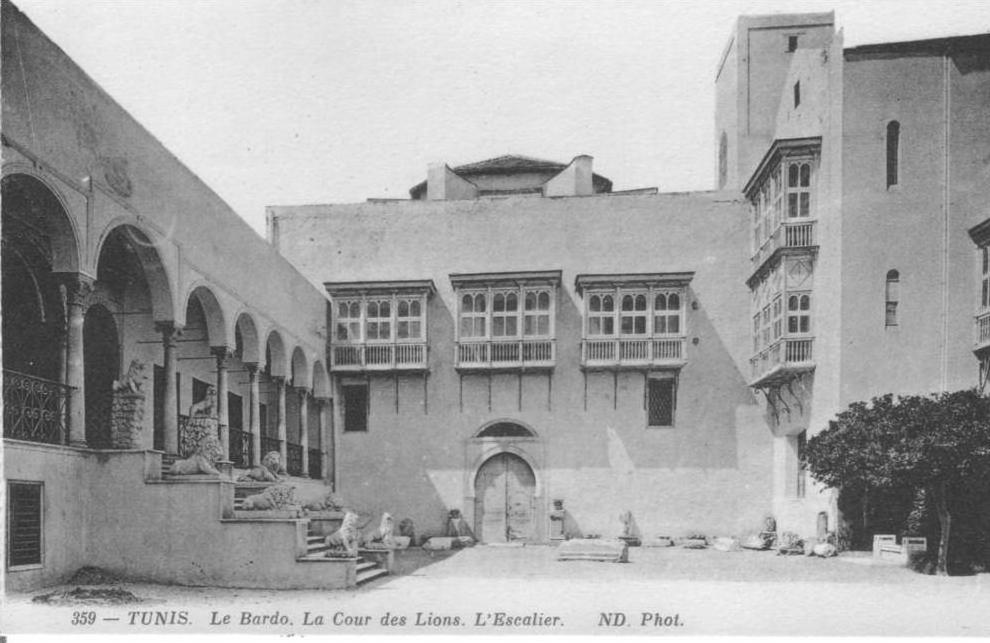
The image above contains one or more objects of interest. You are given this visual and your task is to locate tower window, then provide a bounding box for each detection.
[885,269,900,327]
[886,121,900,188]
[788,35,799,52]
[793,81,801,108]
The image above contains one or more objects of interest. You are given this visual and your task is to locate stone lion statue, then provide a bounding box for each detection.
[325,511,361,558]
[237,451,285,482]
[188,385,217,418]
[300,489,346,512]
[113,360,147,394]
[170,453,220,476]
[362,512,396,549]
[241,484,296,511]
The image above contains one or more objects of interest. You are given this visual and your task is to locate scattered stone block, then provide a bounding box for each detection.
[643,536,674,548]
[556,538,629,562]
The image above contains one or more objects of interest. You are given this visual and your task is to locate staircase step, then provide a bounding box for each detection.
[355,560,377,573]
[356,567,389,585]
[307,545,331,555]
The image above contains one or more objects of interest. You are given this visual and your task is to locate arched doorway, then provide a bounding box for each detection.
[474,452,536,543]
[83,304,119,448]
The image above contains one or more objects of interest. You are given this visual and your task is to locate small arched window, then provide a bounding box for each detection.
[885,269,900,327]
[886,121,900,188]
[718,132,728,189]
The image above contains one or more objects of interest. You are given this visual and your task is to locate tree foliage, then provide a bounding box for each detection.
[804,389,990,574]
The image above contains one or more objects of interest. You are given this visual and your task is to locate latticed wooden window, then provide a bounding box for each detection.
[335,301,361,341]
[7,482,42,567]
[459,293,487,338]
[787,294,811,334]
[786,162,812,218]
[491,292,519,337]
[396,299,423,340]
[365,299,391,341]
[981,247,989,311]
[588,294,615,336]
[653,292,681,335]
[647,377,676,427]
[620,294,648,335]
[523,290,551,337]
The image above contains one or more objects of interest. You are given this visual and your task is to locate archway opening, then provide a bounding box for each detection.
[476,421,535,438]
[83,304,119,448]
[474,452,536,544]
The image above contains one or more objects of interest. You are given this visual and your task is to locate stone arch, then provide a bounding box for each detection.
[265,329,287,378]
[234,311,261,364]
[311,360,331,398]
[95,222,174,322]
[474,418,539,438]
[290,346,310,389]
[472,451,539,543]
[1,172,81,379]
[1,169,81,273]
[185,284,228,348]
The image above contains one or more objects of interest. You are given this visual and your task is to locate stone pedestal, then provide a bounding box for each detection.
[181,416,222,462]
[110,391,145,449]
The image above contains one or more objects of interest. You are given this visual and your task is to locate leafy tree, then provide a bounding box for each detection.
[804,389,990,575]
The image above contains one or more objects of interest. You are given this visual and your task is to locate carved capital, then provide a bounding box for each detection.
[244,362,260,377]
[210,345,233,367]
[58,273,95,309]
[155,321,182,347]
[271,375,286,386]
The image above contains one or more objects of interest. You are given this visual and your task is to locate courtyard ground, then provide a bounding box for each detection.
[3,544,989,637]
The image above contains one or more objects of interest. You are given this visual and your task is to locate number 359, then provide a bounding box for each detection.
[72,611,96,625]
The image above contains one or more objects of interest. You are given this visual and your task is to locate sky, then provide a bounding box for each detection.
[12,0,990,235]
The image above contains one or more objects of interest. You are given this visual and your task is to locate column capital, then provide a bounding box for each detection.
[211,345,233,363]
[272,375,286,385]
[244,362,260,375]
[155,321,183,345]
[298,387,312,401]
[57,273,95,308]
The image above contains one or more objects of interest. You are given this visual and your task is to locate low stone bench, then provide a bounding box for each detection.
[556,538,629,562]
[873,534,927,564]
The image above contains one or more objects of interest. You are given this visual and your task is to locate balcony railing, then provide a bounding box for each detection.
[331,342,428,372]
[3,369,71,445]
[286,443,304,477]
[228,428,254,469]
[580,337,686,369]
[308,448,322,480]
[753,219,817,268]
[750,337,815,386]
[976,311,990,352]
[455,338,556,370]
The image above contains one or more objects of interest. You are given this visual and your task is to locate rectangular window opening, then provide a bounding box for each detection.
[8,482,43,568]
[647,376,677,427]
[343,384,369,432]
[787,35,799,52]
[793,81,801,108]
[796,431,808,498]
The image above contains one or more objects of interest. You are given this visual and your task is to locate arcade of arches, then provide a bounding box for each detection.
[2,172,330,478]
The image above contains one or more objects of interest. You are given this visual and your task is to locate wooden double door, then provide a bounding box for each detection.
[474,452,536,543]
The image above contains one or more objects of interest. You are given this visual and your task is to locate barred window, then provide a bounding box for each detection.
[647,376,676,427]
[7,482,42,568]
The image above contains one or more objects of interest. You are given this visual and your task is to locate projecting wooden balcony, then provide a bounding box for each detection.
[750,220,818,279]
[330,342,429,372]
[975,311,990,354]
[455,339,555,371]
[750,337,815,387]
[580,337,686,370]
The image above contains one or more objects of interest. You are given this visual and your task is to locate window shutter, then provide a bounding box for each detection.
[8,482,42,567]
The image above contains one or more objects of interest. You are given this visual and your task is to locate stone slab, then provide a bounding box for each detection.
[556,538,629,562]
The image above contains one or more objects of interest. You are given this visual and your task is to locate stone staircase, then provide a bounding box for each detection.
[297,524,390,585]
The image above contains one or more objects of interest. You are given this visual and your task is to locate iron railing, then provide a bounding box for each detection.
[228,428,253,468]
[3,370,70,445]
[286,443,304,477]
[260,436,282,460]
[308,448,322,480]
